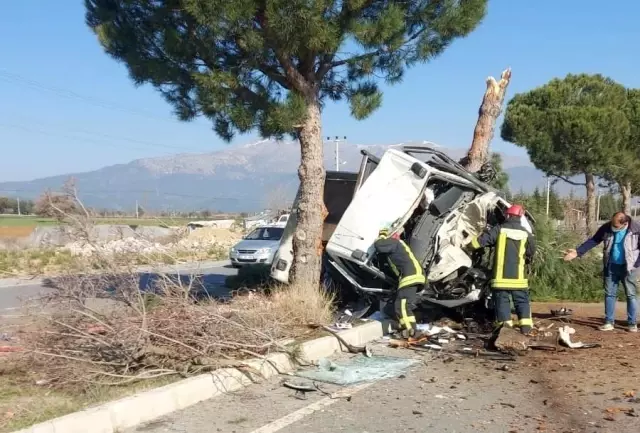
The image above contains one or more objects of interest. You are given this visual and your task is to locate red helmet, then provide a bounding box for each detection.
[506,204,525,217]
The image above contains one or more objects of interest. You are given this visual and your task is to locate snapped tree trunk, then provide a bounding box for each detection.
[621,181,632,214]
[585,173,597,234]
[462,68,512,173]
[290,99,325,287]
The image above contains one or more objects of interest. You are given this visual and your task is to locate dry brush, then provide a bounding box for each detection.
[15,188,333,389]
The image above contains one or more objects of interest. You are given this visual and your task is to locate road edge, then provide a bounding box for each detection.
[12,321,384,433]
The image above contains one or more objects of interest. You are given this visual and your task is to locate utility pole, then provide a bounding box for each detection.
[135,200,139,219]
[545,176,550,217]
[327,136,347,171]
[17,197,21,216]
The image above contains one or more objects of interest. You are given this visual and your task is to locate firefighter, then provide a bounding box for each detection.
[374,227,426,338]
[469,204,536,334]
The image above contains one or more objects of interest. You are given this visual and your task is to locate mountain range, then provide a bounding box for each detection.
[0,140,577,212]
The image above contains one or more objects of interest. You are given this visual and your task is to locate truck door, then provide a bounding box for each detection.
[326,149,431,264]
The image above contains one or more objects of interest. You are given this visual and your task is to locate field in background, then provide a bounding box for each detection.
[0,215,200,230]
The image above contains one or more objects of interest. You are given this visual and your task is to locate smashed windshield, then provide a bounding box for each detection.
[245,227,284,241]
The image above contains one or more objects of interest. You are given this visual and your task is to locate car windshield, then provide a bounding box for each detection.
[245,227,284,241]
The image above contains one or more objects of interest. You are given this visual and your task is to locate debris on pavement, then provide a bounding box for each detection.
[558,325,601,349]
[295,355,418,386]
[282,381,317,399]
[550,307,573,317]
[320,325,372,356]
[492,326,529,354]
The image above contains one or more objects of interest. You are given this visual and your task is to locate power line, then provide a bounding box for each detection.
[0,120,205,153]
[0,69,179,123]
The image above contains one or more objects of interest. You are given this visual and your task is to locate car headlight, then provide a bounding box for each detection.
[256,247,272,254]
[230,247,237,253]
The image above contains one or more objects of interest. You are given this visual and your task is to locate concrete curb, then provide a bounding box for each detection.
[0,260,231,289]
[12,321,384,433]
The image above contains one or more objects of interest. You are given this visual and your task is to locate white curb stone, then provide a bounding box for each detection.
[12,320,383,433]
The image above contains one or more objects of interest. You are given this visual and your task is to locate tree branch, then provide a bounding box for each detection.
[323,27,427,75]
[553,175,585,186]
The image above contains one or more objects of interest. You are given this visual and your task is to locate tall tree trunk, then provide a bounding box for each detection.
[621,181,632,214]
[462,68,512,173]
[290,99,325,287]
[585,173,596,234]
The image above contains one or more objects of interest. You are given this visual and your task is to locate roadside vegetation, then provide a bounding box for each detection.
[0,195,332,432]
[0,215,212,228]
[528,216,602,302]
[0,243,228,278]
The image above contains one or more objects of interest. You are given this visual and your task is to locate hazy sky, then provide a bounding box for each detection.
[2,0,639,182]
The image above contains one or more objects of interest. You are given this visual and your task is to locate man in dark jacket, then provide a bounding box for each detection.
[564,212,640,332]
[374,228,426,338]
[469,204,536,334]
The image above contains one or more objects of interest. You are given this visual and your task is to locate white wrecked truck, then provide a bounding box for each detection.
[271,145,535,318]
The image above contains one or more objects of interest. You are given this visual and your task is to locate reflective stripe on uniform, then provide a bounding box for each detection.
[399,298,416,329]
[398,240,426,288]
[518,317,533,327]
[492,279,529,289]
[518,237,526,281]
[470,237,481,249]
[387,258,400,276]
[495,320,514,327]
[500,228,529,241]
[491,228,529,290]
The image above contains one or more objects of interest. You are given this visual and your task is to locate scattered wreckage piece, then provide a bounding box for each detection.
[282,381,318,399]
[557,325,601,349]
[551,307,573,318]
[491,324,600,354]
[491,326,530,355]
[320,325,373,357]
[295,355,418,386]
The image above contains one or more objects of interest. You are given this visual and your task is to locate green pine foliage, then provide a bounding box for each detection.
[502,74,630,181]
[85,0,488,140]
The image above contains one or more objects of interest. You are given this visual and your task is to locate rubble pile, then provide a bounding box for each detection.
[62,226,242,257]
[175,227,241,251]
[361,307,600,363]
[64,237,168,257]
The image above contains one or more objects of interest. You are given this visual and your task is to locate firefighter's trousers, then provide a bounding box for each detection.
[492,289,533,333]
[392,284,418,332]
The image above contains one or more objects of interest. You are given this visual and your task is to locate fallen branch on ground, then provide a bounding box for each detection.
[16,188,334,389]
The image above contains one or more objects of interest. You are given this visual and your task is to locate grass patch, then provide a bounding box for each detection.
[0,362,176,433]
[0,245,227,277]
[0,249,76,277]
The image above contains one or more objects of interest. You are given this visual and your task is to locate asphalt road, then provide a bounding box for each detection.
[0,260,237,314]
[125,343,616,433]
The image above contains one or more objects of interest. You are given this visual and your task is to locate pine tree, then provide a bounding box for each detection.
[502,74,630,233]
[548,187,563,220]
[85,0,488,285]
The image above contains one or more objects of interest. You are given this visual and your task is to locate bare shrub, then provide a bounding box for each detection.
[21,274,333,387]
[18,187,334,389]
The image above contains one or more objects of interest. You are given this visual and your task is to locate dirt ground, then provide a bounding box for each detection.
[0,226,34,239]
[127,301,640,433]
[4,301,640,432]
[524,302,640,429]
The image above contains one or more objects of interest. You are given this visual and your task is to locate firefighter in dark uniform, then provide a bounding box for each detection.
[469,204,536,334]
[374,228,426,338]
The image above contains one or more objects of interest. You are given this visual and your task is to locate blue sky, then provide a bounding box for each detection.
[1,0,639,182]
